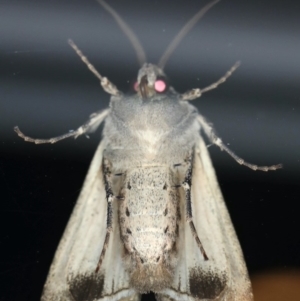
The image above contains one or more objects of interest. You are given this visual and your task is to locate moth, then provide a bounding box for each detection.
[15,0,282,300]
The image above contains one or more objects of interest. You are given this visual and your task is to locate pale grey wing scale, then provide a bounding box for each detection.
[41,141,139,301]
[159,135,253,301]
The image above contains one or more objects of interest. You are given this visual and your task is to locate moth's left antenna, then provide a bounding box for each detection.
[96,0,147,66]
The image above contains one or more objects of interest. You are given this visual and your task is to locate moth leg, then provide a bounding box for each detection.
[95,158,114,273]
[68,39,122,96]
[182,153,209,260]
[197,114,283,171]
[180,61,240,101]
[14,108,110,144]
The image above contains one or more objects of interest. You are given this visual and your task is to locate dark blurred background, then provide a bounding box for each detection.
[1,0,300,300]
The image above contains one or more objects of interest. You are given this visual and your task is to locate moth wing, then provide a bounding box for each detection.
[41,141,139,301]
[159,136,253,301]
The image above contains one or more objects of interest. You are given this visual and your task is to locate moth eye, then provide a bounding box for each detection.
[154,79,167,93]
[133,81,139,92]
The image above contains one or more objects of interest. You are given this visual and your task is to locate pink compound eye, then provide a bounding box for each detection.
[154,80,167,92]
[133,81,139,91]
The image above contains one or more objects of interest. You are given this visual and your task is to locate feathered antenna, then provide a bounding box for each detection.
[96,0,147,66]
[158,0,220,68]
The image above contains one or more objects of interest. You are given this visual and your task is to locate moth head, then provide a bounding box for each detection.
[134,63,169,100]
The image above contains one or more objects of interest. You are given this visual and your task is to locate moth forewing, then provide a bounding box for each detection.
[41,141,137,301]
[157,137,252,301]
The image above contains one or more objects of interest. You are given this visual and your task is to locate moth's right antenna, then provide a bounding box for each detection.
[158,0,220,69]
[96,0,147,66]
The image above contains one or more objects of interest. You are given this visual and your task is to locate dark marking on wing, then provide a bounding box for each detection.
[171,241,177,253]
[189,267,227,299]
[175,224,179,236]
[68,273,104,301]
[163,207,168,216]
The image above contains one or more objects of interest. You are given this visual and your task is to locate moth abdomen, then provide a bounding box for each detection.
[116,165,181,292]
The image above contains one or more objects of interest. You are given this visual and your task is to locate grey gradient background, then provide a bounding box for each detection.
[1,0,300,300]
